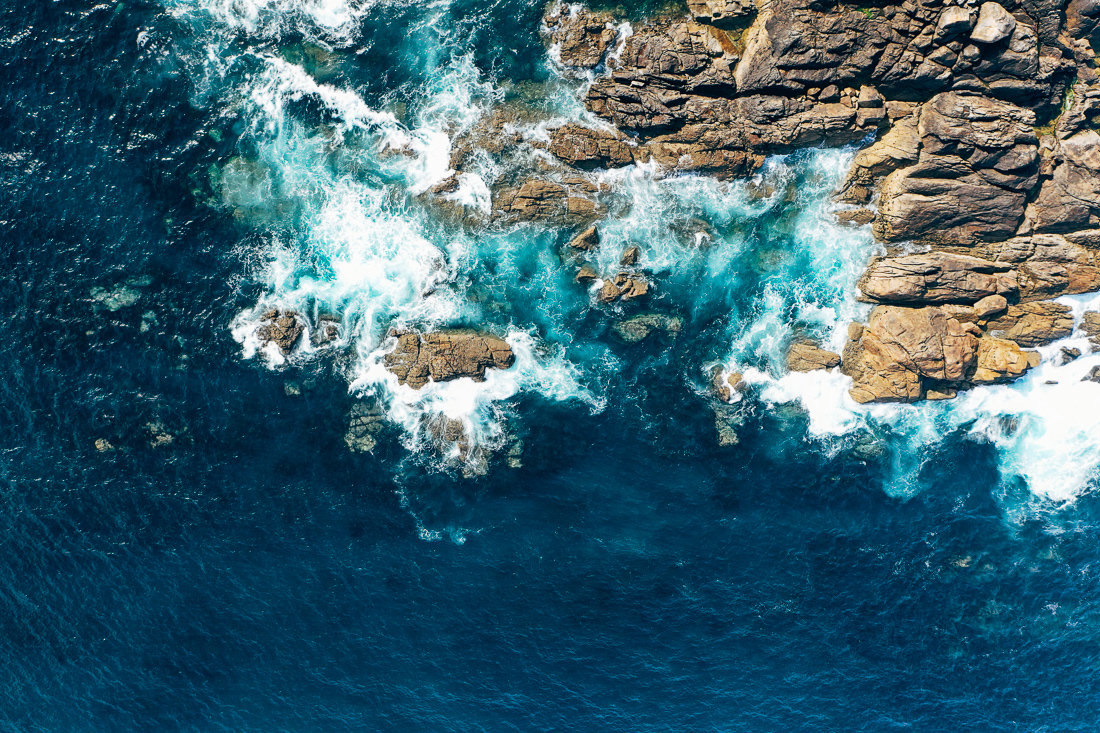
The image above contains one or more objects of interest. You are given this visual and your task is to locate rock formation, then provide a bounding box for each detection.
[384,330,516,389]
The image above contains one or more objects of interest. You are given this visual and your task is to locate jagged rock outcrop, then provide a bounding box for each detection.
[971,336,1041,383]
[257,310,304,355]
[384,330,516,389]
[972,233,1100,299]
[787,340,842,372]
[494,178,600,224]
[597,273,651,303]
[543,4,617,68]
[687,0,755,28]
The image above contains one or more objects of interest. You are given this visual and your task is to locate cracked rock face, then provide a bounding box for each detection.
[384,330,516,389]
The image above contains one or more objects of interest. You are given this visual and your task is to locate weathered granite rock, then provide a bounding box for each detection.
[845,305,981,403]
[786,340,842,371]
[620,245,640,266]
[575,264,598,283]
[597,273,650,303]
[384,330,515,389]
[836,114,921,205]
[985,301,1075,346]
[858,251,1018,304]
[494,178,599,223]
[543,4,617,68]
[257,310,304,355]
[1023,130,1100,234]
[568,225,600,251]
[973,233,1100,300]
[971,2,1016,44]
[935,6,974,41]
[973,293,1009,319]
[687,0,755,28]
[875,92,1038,245]
[611,313,683,342]
[971,336,1041,383]
[547,124,634,170]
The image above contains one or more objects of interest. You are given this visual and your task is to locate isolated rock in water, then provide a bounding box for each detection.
[985,301,1074,346]
[1082,311,1100,345]
[1084,365,1100,383]
[597,273,650,303]
[257,310,304,355]
[543,4,617,68]
[786,340,842,372]
[971,2,1016,43]
[90,283,143,311]
[423,414,489,477]
[384,329,515,389]
[971,337,1041,383]
[687,0,755,28]
[311,316,339,346]
[568,225,600,251]
[344,401,384,453]
[710,368,745,404]
[575,264,598,283]
[619,245,640,266]
[858,252,1018,304]
[548,124,634,170]
[611,313,682,343]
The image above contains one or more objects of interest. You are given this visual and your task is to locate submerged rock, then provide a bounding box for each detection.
[384,329,515,389]
[344,400,385,453]
[611,313,682,343]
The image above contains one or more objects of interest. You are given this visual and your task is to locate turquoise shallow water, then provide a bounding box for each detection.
[3,0,1100,730]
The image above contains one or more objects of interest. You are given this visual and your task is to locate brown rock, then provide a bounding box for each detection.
[787,340,842,372]
[620,245,640,266]
[1081,311,1100,345]
[985,301,1074,346]
[597,273,650,303]
[568,225,600,251]
[710,367,745,403]
[575,264,598,283]
[834,209,876,227]
[972,294,1009,319]
[384,329,515,389]
[971,337,1041,383]
[257,310,304,355]
[543,4,617,69]
[687,0,755,28]
[494,179,599,224]
[858,251,1018,304]
[547,124,634,170]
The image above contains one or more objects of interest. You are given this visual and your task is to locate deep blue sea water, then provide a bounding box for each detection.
[4,1,1100,730]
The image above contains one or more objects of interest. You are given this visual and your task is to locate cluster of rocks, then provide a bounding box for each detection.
[256,309,340,356]
[541,0,1100,404]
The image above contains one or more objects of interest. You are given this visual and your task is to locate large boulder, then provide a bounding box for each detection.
[971,2,1016,44]
[844,305,981,403]
[547,124,635,170]
[973,233,1100,300]
[384,330,516,389]
[494,178,599,224]
[874,92,1039,245]
[858,251,1018,304]
[971,336,1041,383]
[1023,130,1100,234]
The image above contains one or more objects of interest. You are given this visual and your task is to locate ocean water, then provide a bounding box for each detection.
[4,0,1100,730]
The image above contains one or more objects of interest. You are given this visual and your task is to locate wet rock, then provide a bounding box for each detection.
[611,313,683,343]
[1061,346,1083,363]
[568,225,600,251]
[384,329,515,389]
[971,336,1041,383]
[494,178,599,224]
[834,208,876,227]
[786,340,842,372]
[985,301,1074,346]
[858,251,1018,304]
[710,367,745,403]
[687,0,755,28]
[547,124,634,170]
[257,310,304,355]
[597,273,650,303]
[845,305,981,403]
[971,2,1016,44]
[575,264,598,283]
[1081,311,1100,345]
[424,415,489,477]
[543,4,617,69]
[311,316,339,347]
[1084,364,1100,383]
[619,245,640,266]
[344,400,384,453]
